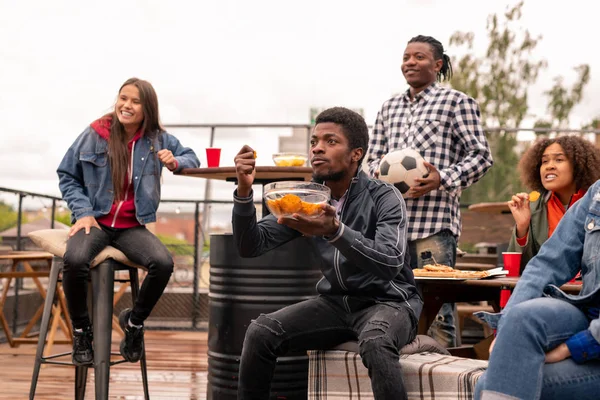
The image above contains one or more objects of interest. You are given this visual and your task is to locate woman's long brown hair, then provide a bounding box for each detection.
[108,78,164,200]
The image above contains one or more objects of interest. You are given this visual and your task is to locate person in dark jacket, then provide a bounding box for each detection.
[232,107,422,400]
[57,77,200,366]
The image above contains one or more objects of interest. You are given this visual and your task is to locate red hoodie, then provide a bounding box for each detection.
[93,116,143,229]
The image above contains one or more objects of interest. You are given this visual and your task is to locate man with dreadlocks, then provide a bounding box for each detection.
[366,35,493,348]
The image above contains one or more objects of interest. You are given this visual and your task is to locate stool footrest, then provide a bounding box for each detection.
[42,351,72,360]
[43,360,78,367]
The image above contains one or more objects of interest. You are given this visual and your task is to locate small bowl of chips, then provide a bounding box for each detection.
[264,181,331,219]
[272,152,308,167]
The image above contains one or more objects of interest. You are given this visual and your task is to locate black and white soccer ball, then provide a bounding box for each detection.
[377,148,429,198]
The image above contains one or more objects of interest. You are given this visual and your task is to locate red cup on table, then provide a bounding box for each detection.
[500,289,512,308]
[206,148,221,168]
[502,252,522,277]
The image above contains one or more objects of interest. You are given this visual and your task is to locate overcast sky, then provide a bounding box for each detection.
[1,0,599,213]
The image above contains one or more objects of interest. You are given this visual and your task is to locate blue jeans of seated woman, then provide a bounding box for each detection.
[63,224,174,328]
[238,295,417,400]
[475,297,600,400]
[409,229,457,347]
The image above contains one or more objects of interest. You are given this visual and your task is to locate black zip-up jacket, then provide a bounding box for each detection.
[232,170,423,319]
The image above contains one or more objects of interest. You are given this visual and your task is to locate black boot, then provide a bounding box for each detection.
[72,326,93,366]
[118,308,144,362]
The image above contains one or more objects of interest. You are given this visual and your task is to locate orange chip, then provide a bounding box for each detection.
[529,191,541,202]
[301,202,321,216]
[266,199,281,215]
[279,194,303,214]
[253,151,257,159]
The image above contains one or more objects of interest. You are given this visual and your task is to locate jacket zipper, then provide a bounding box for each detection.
[110,142,135,228]
[390,281,412,310]
[333,176,358,293]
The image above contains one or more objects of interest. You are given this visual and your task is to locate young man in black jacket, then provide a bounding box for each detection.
[232,107,423,400]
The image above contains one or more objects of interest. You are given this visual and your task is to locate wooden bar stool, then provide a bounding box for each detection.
[29,256,149,400]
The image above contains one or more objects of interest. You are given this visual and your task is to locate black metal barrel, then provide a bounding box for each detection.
[208,234,322,400]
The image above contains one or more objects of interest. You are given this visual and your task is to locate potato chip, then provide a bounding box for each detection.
[266,199,281,215]
[529,190,541,202]
[279,194,303,214]
[301,202,321,216]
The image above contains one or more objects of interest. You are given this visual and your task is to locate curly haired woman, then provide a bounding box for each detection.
[507,135,600,273]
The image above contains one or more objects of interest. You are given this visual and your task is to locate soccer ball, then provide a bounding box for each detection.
[377,148,429,198]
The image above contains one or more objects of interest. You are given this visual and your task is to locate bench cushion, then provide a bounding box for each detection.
[28,229,145,270]
[308,350,487,400]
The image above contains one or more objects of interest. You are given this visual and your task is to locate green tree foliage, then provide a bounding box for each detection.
[156,234,195,257]
[0,201,26,233]
[449,1,547,202]
[55,211,73,227]
[535,64,591,134]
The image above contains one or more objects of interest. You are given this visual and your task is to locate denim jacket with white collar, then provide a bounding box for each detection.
[57,126,200,225]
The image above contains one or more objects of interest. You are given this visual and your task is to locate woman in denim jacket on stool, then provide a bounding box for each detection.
[57,77,200,366]
[475,179,600,399]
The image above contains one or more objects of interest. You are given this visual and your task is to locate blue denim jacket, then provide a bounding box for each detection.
[57,126,200,224]
[477,179,600,361]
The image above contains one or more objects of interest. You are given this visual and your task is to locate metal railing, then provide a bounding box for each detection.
[2,123,599,338]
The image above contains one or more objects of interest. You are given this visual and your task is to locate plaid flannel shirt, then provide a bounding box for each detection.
[367,83,493,241]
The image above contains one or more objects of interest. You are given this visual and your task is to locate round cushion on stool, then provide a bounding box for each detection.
[28,229,146,270]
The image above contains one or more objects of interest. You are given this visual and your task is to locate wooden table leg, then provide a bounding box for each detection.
[0,274,15,347]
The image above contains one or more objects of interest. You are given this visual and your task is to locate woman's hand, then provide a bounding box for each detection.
[158,149,178,171]
[545,343,571,363]
[69,216,100,237]
[507,193,531,238]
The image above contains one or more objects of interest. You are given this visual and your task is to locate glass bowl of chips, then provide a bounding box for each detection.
[263,181,331,219]
[272,152,308,167]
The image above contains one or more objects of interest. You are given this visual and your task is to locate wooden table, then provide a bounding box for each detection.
[0,252,71,348]
[416,276,582,336]
[468,202,510,214]
[178,166,314,184]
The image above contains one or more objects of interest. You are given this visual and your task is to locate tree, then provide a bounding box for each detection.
[535,64,591,134]
[449,1,547,203]
[0,201,26,233]
[448,2,592,203]
[54,211,73,227]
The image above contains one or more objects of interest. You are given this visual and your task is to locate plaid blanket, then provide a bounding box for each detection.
[308,350,487,400]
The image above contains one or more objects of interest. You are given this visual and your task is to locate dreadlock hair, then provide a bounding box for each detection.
[408,35,453,82]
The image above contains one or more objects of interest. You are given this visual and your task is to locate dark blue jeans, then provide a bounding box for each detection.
[238,295,417,400]
[63,225,174,328]
[408,229,457,347]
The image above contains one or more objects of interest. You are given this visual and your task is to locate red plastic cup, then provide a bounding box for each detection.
[502,252,522,277]
[206,148,221,168]
[500,289,511,308]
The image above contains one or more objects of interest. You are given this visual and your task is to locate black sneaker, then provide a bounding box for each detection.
[72,326,93,366]
[118,308,144,362]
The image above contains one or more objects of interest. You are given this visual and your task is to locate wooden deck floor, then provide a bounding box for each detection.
[0,330,209,400]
